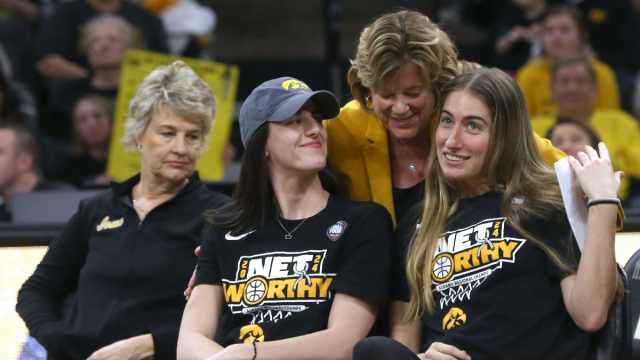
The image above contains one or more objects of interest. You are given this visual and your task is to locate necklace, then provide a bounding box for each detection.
[276,216,309,240]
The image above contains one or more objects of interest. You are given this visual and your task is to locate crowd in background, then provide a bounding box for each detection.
[1,0,640,220]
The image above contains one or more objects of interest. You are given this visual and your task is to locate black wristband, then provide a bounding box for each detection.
[587,198,621,208]
[252,340,257,360]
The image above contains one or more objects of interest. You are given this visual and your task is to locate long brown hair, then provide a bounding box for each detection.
[406,68,578,319]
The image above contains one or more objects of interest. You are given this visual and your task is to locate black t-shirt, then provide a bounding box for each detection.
[196,195,393,346]
[393,180,424,227]
[393,191,591,360]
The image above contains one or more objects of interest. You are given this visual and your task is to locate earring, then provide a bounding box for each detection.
[365,95,373,109]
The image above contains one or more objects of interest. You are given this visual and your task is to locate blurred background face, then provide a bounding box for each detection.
[86,21,130,69]
[73,99,112,148]
[370,62,435,142]
[549,123,591,156]
[551,63,596,116]
[543,14,583,59]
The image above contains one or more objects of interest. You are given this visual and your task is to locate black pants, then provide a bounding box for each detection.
[353,336,419,360]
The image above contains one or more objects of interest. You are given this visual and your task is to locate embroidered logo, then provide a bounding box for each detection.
[326,221,348,241]
[281,79,310,91]
[96,216,124,232]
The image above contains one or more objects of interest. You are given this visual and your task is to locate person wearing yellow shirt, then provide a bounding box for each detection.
[516,4,619,117]
[532,56,640,200]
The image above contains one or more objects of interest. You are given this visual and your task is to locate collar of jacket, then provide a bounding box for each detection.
[110,171,202,198]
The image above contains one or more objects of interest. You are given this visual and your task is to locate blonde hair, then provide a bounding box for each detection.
[122,60,216,151]
[347,10,459,110]
[405,68,580,319]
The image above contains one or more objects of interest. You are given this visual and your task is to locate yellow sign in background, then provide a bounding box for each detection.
[107,50,239,182]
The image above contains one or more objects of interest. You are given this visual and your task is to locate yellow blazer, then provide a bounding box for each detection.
[325,100,566,224]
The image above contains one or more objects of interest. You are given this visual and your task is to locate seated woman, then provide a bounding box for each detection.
[354,68,622,359]
[16,61,229,360]
[177,77,393,359]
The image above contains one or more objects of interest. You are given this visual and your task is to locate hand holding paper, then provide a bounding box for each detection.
[567,143,621,200]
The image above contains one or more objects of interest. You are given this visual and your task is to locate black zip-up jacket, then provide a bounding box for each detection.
[16,173,229,359]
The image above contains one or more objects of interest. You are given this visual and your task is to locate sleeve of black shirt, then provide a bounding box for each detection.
[35,4,75,62]
[332,203,393,302]
[16,199,91,354]
[525,209,580,280]
[195,223,222,286]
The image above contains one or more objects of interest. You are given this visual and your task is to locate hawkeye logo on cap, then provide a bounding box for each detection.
[281,79,310,91]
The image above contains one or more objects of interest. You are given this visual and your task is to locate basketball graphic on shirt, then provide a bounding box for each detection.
[432,253,454,282]
[239,324,265,343]
[243,276,268,306]
[442,307,467,330]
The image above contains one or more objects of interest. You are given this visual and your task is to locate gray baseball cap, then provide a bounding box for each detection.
[239,77,340,147]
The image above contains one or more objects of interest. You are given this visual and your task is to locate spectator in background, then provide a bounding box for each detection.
[46,14,132,139]
[35,0,167,81]
[0,120,69,221]
[546,116,600,157]
[531,56,640,200]
[493,0,548,73]
[60,94,112,188]
[516,4,619,117]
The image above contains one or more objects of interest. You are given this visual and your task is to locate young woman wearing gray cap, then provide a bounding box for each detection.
[177,77,393,359]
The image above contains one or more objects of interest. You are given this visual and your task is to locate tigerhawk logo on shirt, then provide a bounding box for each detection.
[222,250,335,326]
[431,217,525,310]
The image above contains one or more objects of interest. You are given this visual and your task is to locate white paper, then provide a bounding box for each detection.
[554,157,587,251]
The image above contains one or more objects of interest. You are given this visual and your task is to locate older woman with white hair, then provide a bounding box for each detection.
[17,61,229,360]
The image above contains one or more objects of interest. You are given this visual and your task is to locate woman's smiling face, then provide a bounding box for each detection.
[370,62,436,142]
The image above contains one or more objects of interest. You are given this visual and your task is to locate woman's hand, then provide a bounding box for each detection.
[87,334,154,360]
[568,143,622,200]
[418,342,471,360]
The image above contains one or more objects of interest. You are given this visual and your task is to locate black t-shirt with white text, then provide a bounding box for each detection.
[393,191,591,360]
[196,196,393,346]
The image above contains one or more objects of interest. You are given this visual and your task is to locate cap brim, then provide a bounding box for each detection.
[269,90,340,123]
